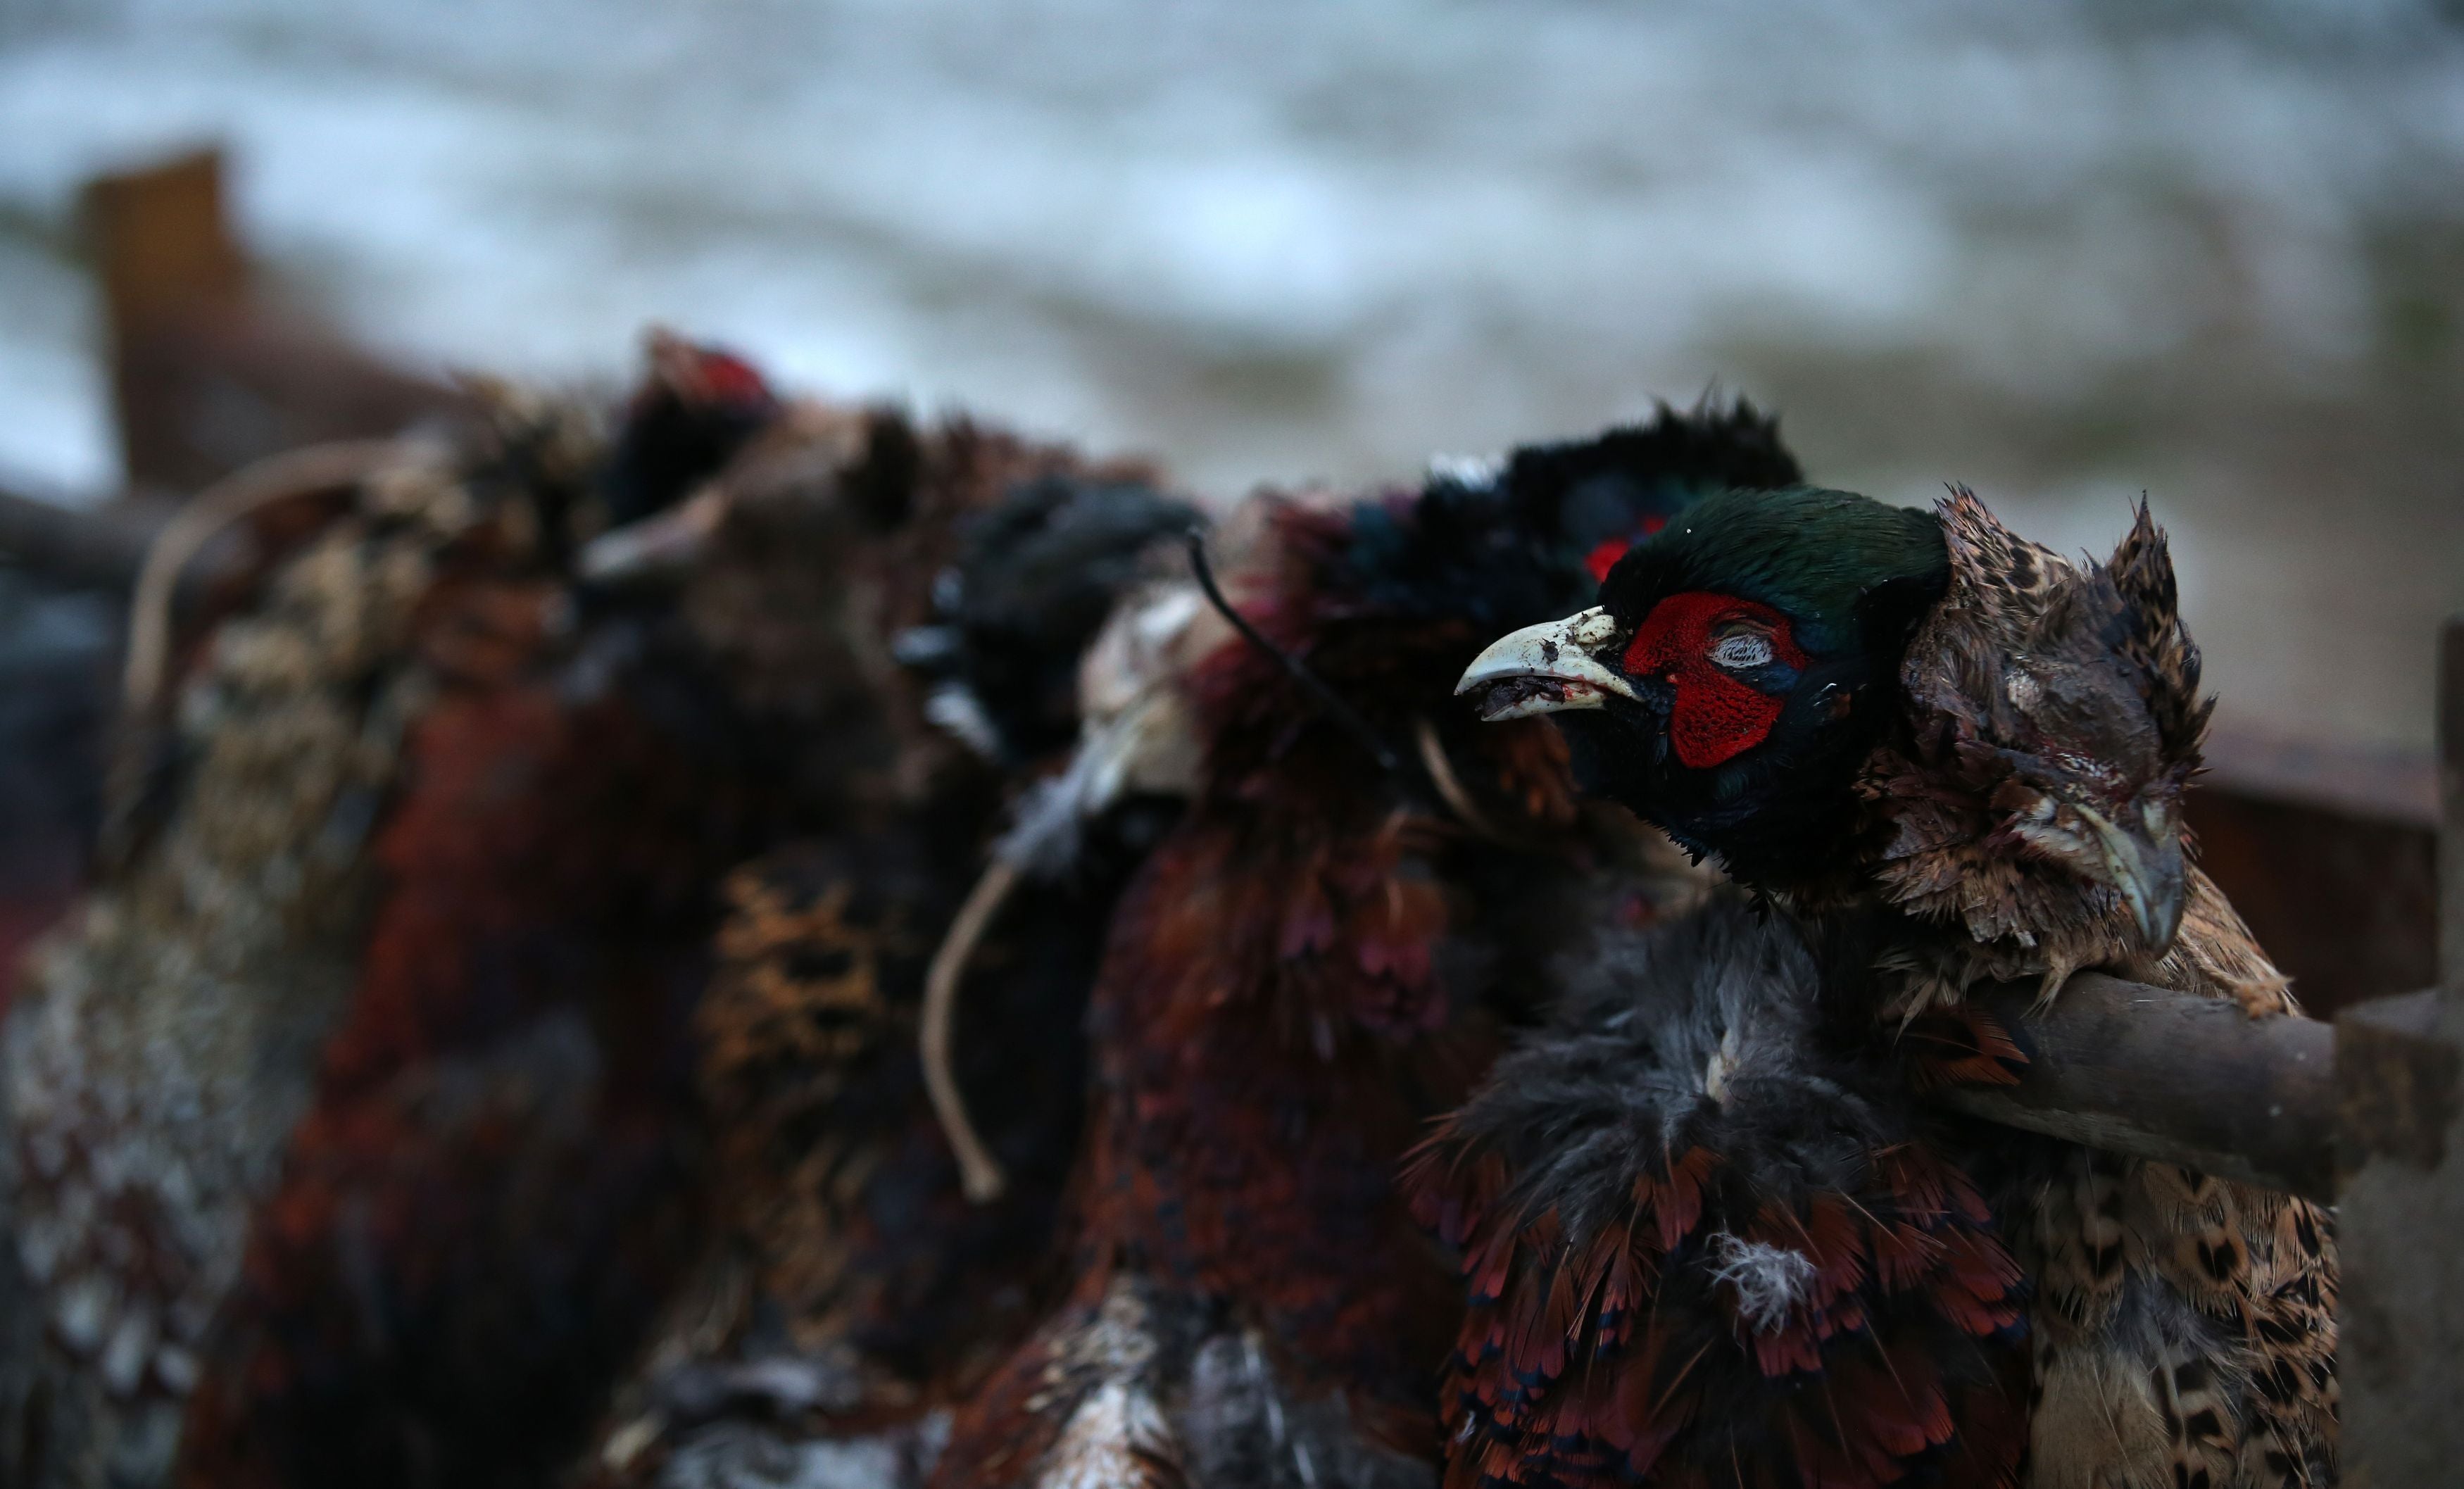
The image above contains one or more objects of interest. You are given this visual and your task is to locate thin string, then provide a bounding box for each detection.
[1182,527,1400,774]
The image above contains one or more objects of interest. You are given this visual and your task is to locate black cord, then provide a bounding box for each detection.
[1183,528,1401,774]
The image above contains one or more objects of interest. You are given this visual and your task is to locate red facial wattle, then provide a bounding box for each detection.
[1621,591,1806,769]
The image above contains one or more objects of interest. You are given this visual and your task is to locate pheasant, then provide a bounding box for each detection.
[144,337,800,1489]
[1404,889,2029,1489]
[580,457,1200,1489]
[1,379,623,1489]
[598,329,783,529]
[1457,484,2337,1488]
[924,401,1793,1489]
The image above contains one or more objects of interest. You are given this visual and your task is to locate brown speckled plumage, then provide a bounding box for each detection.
[0,334,1178,1489]
[0,437,491,1486]
[1856,491,2256,1010]
[1856,493,2335,1489]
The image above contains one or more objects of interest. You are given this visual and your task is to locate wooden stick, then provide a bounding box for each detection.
[1932,972,2338,1202]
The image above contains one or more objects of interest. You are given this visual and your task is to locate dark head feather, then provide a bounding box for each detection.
[1602,484,1947,658]
[907,473,1200,765]
[1499,394,1802,573]
[1202,397,1806,805]
[1326,395,1801,639]
[600,332,781,527]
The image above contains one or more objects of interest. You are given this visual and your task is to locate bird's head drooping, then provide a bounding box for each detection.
[1452,486,1949,886]
[1863,489,2210,957]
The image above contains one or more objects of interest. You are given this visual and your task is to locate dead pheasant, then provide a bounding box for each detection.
[926,402,1793,1489]
[581,458,1200,1489]
[1,388,603,1489]
[151,337,798,1489]
[1458,485,2337,1487]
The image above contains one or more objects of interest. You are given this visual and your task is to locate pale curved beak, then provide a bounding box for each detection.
[2074,800,2186,953]
[1454,608,1641,722]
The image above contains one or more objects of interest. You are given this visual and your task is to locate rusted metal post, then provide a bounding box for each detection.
[2332,615,2464,1482]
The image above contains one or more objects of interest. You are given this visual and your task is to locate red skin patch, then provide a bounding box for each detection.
[695,349,773,406]
[1583,539,1628,584]
[1621,591,1805,769]
[1582,515,1668,584]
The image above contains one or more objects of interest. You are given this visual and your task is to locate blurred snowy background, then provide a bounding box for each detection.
[1,0,2460,749]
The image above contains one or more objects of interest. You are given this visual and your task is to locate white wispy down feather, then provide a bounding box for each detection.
[1706,1231,1816,1335]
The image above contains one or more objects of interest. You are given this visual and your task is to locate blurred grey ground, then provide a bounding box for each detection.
[0,0,2459,750]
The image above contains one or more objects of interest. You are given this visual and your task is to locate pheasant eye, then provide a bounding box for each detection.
[1709,632,1774,671]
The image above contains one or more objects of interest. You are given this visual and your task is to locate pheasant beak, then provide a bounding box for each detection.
[2073,800,2186,953]
[1455,608,1642,722]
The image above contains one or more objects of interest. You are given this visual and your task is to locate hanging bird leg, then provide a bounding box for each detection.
[921,856,1022,1204]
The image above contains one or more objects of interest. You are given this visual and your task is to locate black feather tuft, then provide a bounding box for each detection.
[920,474,1200,763]
[1451,895,1904,1245]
